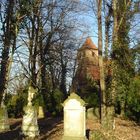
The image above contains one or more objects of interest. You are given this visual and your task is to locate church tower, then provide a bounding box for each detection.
[72,37,100,94]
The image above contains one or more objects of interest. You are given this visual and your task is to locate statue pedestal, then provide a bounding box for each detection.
[22,105,39,137]
[0,106,10,132]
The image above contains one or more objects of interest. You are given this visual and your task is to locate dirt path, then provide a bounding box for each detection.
[0,117,140,140]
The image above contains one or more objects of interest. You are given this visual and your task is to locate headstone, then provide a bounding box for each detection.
[38,106,44,119]
[22,86,39,138]
[0,93,10,132]
[0,105,10,132]
[62,92,87,140]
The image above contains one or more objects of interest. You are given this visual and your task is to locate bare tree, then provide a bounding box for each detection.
[0,0,17,104]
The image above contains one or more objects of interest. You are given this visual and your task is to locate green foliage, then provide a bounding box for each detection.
[5,86,28,118]
[114,73,140,122]
[83,92,99,108]
[42,88,64,116]
[18,0,34,15]
[50,89,64,116]
[32,89,45,107]
[78,75,100,108]
[126,76,140,122]
[32,90,44,108]
[115,68,131,98]
[0,107,5,119]
[110,0,136,120]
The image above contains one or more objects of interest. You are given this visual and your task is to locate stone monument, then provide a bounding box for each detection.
[62,92,87,140]
[27,86,36,106]
[0,105,10,132]
[22,86,39,137]
[0,93,10,132]
[38,106,44,119]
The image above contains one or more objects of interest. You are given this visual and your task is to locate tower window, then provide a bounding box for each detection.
[83,51,86,57]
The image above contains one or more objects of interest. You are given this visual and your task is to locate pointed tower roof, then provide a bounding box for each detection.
[78,37,98,51]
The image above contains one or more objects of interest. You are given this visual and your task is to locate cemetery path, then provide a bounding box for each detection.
[0,117,63,140]
[0,117,140,140]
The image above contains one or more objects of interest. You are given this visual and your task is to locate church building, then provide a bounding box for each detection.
[72,37,100,94]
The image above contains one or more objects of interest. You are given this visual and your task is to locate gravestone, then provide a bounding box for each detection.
[22,86,39,137]
[62,92,87,140]
[0,105,10,132]
[0,93,10,132]
[38,106,44,119]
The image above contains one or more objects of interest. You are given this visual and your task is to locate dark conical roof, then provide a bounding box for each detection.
[78,37,98,51]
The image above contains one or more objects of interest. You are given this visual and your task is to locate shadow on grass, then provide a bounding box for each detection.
[0,117,62,140]
[86,129,90,140]
[38,117,63,140]
[0,120,22,140]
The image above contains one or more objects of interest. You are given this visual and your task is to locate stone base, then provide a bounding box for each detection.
[22,124,39,137]
[62,136,87,140]
[0,106,10,132]
[22,105,39,137]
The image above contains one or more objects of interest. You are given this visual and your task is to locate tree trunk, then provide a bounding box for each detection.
[0,0,15,104]
[111,0,118,107]
[106,0,118,130]
[97,0,106,126]
[105,11,111,60]
[60,61,67,98]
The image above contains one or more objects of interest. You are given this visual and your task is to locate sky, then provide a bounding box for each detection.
[0,0,140,93]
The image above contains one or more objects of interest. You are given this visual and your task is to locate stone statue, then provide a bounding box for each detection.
[22,106,39,137]
[27,86,36,106]
[22,86,39,137]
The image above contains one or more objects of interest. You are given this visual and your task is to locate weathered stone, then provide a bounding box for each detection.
[27,86,37,106]
[22,105,39,137]
[22,86,39,137]
[38,106,44,119]
[62,92,87,140]
[72,38,100,92]
[0,106,10,132]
